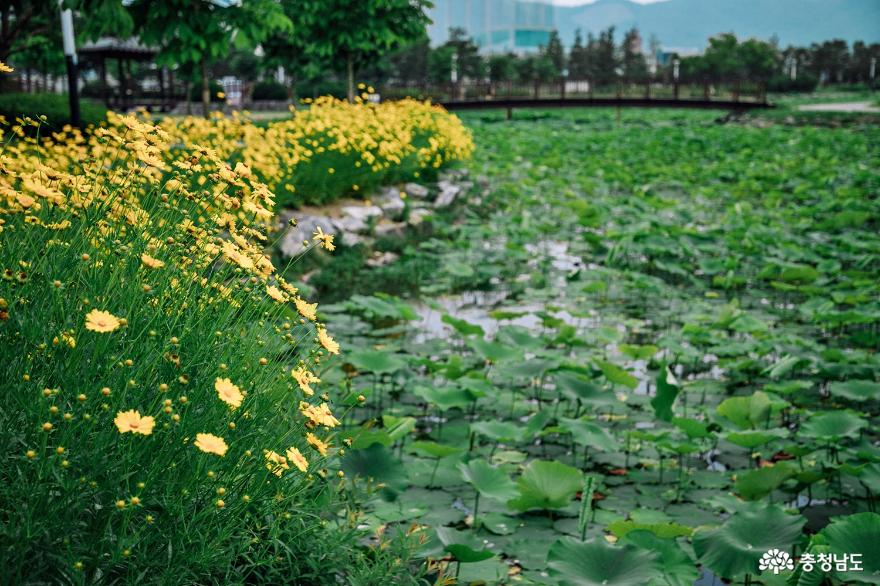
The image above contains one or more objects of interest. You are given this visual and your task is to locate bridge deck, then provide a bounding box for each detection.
[438,97,773,112]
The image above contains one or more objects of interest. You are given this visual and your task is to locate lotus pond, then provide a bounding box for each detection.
[310,109,880,585]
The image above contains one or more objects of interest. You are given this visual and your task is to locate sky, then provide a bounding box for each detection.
[548,0,667,4]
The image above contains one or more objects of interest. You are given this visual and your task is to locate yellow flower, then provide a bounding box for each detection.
[312,226,335,251]
[286,446,309,472]
[291,366,319,396]
[295,297,318,321]
[0,61,12,73]
[114,410,155,435]
[266,285,285,302]
[264,449,289,476]
[214,377,243,409]
[140,253,165,268]
[299,401,340,428]
[306,432,329,456]
[316,327,340,355]
[195,433,228,456]
[85,309,122,333]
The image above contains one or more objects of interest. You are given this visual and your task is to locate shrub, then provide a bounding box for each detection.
[0,92,106,129]
[253,79,289,101]
[188,80,226,102]
[766,74,819,93]
[154,97,474,207]
[0,114,422,583]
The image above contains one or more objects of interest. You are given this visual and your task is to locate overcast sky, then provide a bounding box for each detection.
[548,0,668,5]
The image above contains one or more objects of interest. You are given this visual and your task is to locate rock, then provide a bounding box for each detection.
[365,251,400,267]
[279,215,326,258]
[434,180,462,208]
[373,220,407,240]
[338,205,383,232]
[404,182,429,199]
[476,174,489,188]
[408,208,433,225]
[373,187,406,220]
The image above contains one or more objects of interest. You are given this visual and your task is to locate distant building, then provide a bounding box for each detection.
[655,47,702,67]
[427,0,555,54]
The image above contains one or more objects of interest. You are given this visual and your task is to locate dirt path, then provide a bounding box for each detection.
[798,101,880,113]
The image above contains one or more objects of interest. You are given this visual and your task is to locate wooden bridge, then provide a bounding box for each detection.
[381,80,773,115]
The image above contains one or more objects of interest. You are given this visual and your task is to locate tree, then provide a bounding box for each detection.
[0,0,56,65]
[289,0,432,102]
[487,52,517,83]
[593,26,617,86]
[621,27,648,83]
[123,0,290,117]
[806,39,849,84]
[544,30,564,77]
[568,29,587,79]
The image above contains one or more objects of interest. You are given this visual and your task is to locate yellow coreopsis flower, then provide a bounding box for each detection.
[286,447,309,472]
[295,297,318,321]
[266,285,285,302]
[316,327,339,355]
[299,401,340,428]
[0,61,13,73]
[264,449,289,476]
[140,253,165,268]
[195,433,228,456]
[85,309,122,333]
[312,226,335,251]
[291,366,319,396]
[306,432,329,456]
[114,410,155,435]
[215,377,243,409]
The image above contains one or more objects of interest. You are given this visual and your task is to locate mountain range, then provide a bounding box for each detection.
[553,0,880,49]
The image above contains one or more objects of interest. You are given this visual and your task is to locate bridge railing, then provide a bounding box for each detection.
[378,79,767,105]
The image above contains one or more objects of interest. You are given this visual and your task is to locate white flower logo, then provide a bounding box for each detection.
[759,549,794,574]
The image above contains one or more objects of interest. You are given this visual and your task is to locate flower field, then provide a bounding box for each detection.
[0,99,471,583]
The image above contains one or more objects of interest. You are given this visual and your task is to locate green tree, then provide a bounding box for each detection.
[568,29,587,79]
[487,52,518,83]
[544,30,565,77]
[290,0,432,102]
[621,27,648,83]
[593,26,617,86]
[124,0,290,117]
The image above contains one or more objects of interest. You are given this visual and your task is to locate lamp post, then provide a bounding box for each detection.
[673,58,680,100]
[59,1,80,127]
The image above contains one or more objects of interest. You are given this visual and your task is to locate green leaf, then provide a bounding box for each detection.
[800,410,868,441]
[828,380,880,402]
[547,537,662,586]
[508,460,582,512]
[341,443,408,500]
[608,519,694,539]
[471,420,524,443]
[468,338,523,362]
[597,360,639,389]
[441,314,484,337]
[693,502,806,580]
[557,417,619,452]
[618,344,659,361]
[459,459,518,502]
[347,350,407,374]
[716,391,772,430]
[651,366,679,422]
[409,441,464,459]
[555,371,618,406]
[820,512,880,584]
[735,462,796,500]
[725,428,789,449]
[623,530,698,586]
[435,527,495,563]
